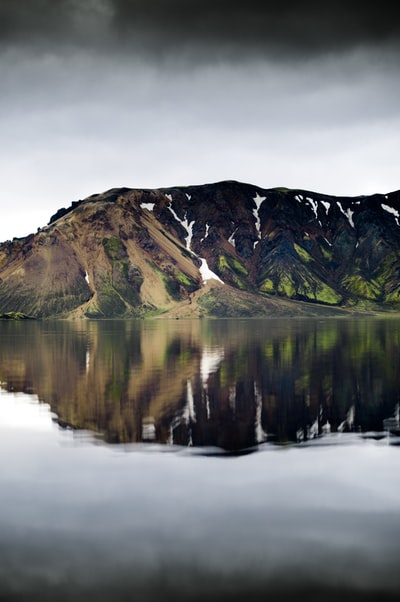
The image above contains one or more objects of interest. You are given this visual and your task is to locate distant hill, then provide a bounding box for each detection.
[1,180,400,318]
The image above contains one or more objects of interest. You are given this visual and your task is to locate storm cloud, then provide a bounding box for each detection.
[2,1,400,57]
[1,1,400,241]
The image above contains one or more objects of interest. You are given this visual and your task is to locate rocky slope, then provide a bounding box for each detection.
[1,181,400,318]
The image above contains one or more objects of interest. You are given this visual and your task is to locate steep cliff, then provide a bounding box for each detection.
[1,181,400,317]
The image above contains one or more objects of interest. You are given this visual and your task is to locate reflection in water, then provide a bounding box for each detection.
[0,389,53,431]
[1,318,400,449]
[1,319,400,601]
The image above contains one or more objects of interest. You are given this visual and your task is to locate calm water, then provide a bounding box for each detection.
[1,318,400,600]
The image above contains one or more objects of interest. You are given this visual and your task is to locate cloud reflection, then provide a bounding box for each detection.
[0,388,53,431]
[0,416,399,601]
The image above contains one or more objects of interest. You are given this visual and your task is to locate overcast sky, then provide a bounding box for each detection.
[1,0,400,241]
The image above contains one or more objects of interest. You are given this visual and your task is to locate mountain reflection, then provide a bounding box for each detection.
[1,318,399,449]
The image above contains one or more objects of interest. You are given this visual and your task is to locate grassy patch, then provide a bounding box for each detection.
[149,263,184,301]
[96,289,126,316]
[217,253,248,276]
[102,236,128,261]
[0,311,34,320]
[149,262,197,300]
[384,289,400,304]
[85,306,103,318]
[260,279,275,293]
[313,281,342,304]
[96,274,127,316]
[342,275,381,300]
[175,271,198,292]
[175,271,192,286]
[258,269,342,305]
[165,278,181,301]
[294,243,312,263]
[320,245,333,261]
[216,252,250,290]
[277,274,297,297]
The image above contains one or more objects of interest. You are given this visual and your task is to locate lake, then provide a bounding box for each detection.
[1,317,400,601]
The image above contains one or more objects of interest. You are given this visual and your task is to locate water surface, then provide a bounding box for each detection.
[1,317,399,447]
[1,318,400,601]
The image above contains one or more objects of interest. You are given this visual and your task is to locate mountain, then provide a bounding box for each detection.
[1,180,400,318]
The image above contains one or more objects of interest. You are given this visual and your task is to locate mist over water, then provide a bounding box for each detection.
[1,318,400,600]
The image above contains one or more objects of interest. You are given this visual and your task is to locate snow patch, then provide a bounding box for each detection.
[346,209,355,228]
[295,194,303,202]
[168,203,224,285]
[183,218,195,250]
[201,223,209,242]
[382,204,400,226]
[168,205,195,250]
[199,258,224,284]
[165,194,172,202]
[168,204,181,224]
[305,197,322,225]
[321,201,330,214]
[253,192,266,209]
[85,271,90,284]
[337,202,355,228]
[185,193,191,200]
[253,193,266,238]
[306,197,318,220]
[140,202,155,212]
[228,227,238,247]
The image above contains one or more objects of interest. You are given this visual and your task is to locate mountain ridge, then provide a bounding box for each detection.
[1,180,400,318]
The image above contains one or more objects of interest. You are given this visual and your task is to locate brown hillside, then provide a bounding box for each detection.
[1,181,399,318]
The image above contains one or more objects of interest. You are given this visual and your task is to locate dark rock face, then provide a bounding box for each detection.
[157,182,400,307]
[1,181,400,317]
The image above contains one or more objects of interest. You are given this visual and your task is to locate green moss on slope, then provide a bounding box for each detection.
[216,253,252,291]
[259,269,342,305]
[342,275,381,300]
[102,236,128,261]
[96,274,127,317]
[294,243,312,263]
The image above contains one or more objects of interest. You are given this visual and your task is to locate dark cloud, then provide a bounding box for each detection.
[112,1,400,54]
[1,0,400,60]
[0,0,73,40]
[0,0,113,50]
